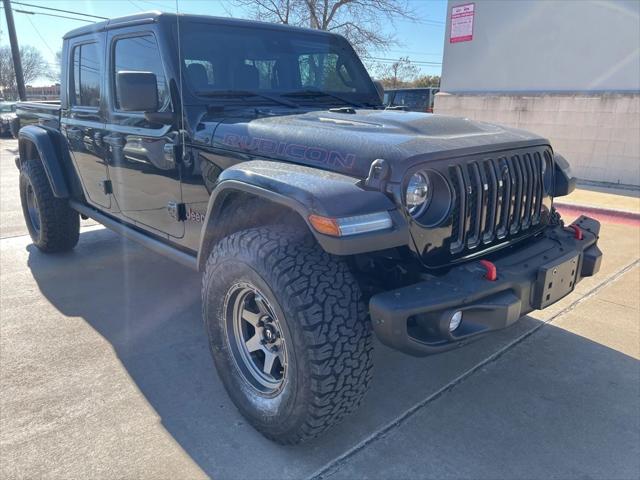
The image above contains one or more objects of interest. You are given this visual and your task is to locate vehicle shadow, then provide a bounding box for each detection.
[26,228,639,479]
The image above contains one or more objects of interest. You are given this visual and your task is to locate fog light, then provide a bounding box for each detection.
[449,311,463,332]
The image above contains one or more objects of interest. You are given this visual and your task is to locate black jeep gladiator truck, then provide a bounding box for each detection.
[16,12,602,444]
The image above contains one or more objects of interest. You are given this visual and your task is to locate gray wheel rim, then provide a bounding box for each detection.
[225,283,288,394]
[26,182,41,234]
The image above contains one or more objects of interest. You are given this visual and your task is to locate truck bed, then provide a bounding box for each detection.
[15,101,61,130]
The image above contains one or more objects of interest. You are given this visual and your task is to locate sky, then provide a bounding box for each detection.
[0,0,448,86]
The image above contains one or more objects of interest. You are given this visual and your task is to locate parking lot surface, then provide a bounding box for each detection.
[1,138,639,479]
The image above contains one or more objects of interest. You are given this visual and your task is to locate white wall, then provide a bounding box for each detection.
[441,0,640,93]
[435,93,640,186]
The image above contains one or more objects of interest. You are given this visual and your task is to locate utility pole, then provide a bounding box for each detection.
[3,0,26,100]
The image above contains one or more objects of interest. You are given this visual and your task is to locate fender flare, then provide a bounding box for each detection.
[18,125,70,198]
[553,154,576,197]
[196,160,409,270]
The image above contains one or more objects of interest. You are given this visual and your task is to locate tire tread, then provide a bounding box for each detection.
[203,226,373,444]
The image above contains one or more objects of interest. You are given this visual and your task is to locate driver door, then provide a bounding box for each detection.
[104,29,183,238]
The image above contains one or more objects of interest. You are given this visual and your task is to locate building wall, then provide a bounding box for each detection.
[435,93,640,186]
[440,0,640,93]
[436,0,640,186]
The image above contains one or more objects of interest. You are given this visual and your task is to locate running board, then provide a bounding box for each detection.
[70,201,198,270]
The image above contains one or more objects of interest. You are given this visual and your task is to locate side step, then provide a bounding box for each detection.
[70,201,198,271]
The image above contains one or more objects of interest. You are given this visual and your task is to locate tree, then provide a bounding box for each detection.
[0,44,52,96]
[230,0,413,56]
[48,50,62,84]
[412,74,440,88]
[374,56,419,89]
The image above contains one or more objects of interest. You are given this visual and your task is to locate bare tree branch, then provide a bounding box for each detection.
[374,56,419,88]
[231,0,415,56]
[0,45,52,93]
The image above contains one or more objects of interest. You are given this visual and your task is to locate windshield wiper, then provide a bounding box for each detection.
[281,89,363,108]
[195,89,299,108]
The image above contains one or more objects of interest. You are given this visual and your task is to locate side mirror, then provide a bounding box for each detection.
[116,71,158,112]
[373,80,384,103]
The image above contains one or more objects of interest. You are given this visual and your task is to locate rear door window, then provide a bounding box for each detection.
[71,43,101,108]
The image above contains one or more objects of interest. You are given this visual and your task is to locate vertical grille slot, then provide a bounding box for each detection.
[448,147,550,255]
[521,153,534,229]
[497,157,512,239]
[481,160,498,244]
[531,152,544,224]
[450,165,467,254]
[466,163,483,249]
[508,155,523,234]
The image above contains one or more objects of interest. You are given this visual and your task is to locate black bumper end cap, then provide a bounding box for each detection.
[581,244,603,277]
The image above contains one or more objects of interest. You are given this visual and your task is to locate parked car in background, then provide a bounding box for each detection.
[0,102,19,137]
[384,87,439,112]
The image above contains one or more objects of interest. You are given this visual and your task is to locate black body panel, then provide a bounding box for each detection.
[19,12,574,268]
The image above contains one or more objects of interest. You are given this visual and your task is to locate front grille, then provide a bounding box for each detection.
[448,148,551,254]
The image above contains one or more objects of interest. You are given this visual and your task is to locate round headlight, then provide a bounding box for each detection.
[405,172,431,217]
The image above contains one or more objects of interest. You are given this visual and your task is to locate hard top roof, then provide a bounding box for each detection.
[64,11,341,40]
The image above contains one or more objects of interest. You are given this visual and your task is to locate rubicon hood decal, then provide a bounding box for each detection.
[221,134,357,170]
[211,110,548,179]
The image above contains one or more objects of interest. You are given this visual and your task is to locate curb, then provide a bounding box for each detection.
[553,202,640,226]
[554,202,640,221]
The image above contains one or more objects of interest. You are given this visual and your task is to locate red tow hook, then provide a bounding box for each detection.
[479,259,498,281]
[568,225,583,240]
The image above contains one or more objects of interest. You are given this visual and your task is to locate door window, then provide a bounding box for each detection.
[71,43,101,108]
[113,35,170,111]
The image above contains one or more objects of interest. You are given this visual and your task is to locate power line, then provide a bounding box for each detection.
[386,49,442,57]
[12,8,95,22]
[127,0,146,11]
[363,56,442,66]
[25,15,57,57]
[10,1,107,20]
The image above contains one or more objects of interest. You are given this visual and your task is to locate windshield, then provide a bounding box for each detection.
[178,23,380,105]
[0,104,15,113]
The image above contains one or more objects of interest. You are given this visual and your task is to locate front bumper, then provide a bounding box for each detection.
[370,216,603,356]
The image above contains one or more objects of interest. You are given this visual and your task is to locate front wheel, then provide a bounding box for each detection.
[202,226,373,444]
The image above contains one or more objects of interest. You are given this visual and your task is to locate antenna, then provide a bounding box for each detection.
[175,0,186,160]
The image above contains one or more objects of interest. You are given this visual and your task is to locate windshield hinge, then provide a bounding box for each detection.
[365,158,391,191]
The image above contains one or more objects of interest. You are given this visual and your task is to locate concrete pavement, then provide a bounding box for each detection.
[1,137,639,479]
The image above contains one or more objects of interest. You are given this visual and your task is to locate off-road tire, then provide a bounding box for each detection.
[202,226,373,444]
[19,158,80,252]
[10,117,20,139]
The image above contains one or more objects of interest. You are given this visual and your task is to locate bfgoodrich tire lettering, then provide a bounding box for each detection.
[202,226,373,444]
[19,159,79,253]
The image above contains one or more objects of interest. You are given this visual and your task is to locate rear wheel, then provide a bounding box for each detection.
[19,159,80,252]
[202,226,373,444]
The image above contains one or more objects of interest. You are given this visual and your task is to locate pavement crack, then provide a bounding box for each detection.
[308,259,640,480]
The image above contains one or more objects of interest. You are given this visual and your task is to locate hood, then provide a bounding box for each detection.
[209,109,549,180]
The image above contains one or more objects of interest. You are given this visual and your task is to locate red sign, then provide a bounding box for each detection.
[450,3,475,43]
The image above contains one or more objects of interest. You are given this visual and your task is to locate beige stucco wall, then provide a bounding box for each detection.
[434,93,640,187]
